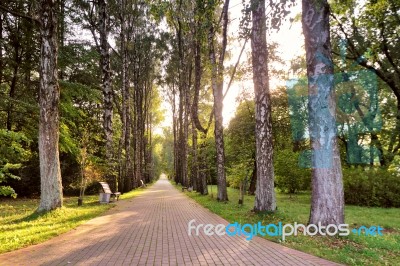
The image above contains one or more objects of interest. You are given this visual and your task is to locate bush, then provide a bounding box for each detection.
[0,130,31,198]
[343,167,400,207]
[227,161,252,189]
[274,150,311,193]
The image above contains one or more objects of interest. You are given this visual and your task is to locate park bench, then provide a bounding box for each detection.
[99,182,121,203]
[182,186,193,192]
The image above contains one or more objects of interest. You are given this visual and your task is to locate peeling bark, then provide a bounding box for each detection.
[98,0,113,161]
[302,0,344,225]
[251,0,276,212]
[38,0,63,212]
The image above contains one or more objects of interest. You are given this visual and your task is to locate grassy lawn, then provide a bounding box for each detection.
[0,186,150,254]
[177,184,400,266]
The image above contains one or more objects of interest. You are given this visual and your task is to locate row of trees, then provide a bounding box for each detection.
[0,0,165,211]
[161,0,342,223]
[1,0,398,225]
[164,0,400,225]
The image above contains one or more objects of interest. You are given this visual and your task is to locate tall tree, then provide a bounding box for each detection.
[98,0,113,161]
[302,0,344,225]
[250,0,276,212]
[38,0,63,211]
[208,0,230,201]
[330,0,400,166]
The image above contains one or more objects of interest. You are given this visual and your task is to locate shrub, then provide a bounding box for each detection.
[343,167,400,207]
[274,149,311,193]
[0,130,31,198]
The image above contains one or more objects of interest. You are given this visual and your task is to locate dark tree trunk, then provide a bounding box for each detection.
[171,84,178,182]
[0,13,2,85]
[7,56,19,131]
[7,18,22,131]
[198,132,208,195]
[57,0,65,79]
[302,0,345,225]
[251,0,276,212]
[191,122,198,191]
[248,160,257,195]
[38,0,63,212]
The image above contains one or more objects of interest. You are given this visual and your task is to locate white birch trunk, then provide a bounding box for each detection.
[38,0,63,212]
[251,0,276,212]
[98,0,113,160]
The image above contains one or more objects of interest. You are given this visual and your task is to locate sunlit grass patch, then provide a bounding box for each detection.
[0,183,152,254]
[178,184,400,266]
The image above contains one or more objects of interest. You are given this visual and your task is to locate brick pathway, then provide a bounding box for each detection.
[0,176,341,266]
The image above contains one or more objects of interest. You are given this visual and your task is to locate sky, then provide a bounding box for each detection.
[158,0,304,133]
[221,0,304,125]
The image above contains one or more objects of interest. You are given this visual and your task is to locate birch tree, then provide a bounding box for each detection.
[302,0,344,225]
[38,0,63,211]
[208,0,230,201]
[98,0,113,161]
[250,0,276,212]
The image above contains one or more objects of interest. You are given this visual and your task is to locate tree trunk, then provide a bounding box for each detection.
[172,84,178,182]
[98,0,113,161]
[251,0,276,212]
[302,0,344,225]
[208,0,230,202]
[7,54,19,131]
[191,121,198,191]
[38,0,63,212]
[209,36,227,201]
[248,160,257,195]
[198,132,209,195]
[57,0,65,79]
[0,13,2,85]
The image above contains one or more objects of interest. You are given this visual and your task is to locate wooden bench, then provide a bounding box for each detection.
[99,182,121,203]
[182,186,193,192]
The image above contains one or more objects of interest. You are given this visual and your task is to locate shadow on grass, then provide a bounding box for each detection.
[9,200,107,225]
[10,211,46,224]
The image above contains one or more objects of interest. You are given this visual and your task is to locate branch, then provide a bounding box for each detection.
[0,4,40,24]
[330,14,400,99]
[379,21,400,77]
[218,0,230,71]
[223,37,248,99]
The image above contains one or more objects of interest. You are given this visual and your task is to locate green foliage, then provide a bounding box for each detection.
[343,167,400,207]
[227,161,252,189]
[274,149,311,193]
[330,0,400,166]
[226,100,255,188]
[0,130,31,198]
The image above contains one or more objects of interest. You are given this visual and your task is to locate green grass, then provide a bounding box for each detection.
[0,185,150,254]
[178,184,400,266]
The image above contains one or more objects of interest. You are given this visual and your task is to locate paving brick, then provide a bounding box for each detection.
[0,177,342,266]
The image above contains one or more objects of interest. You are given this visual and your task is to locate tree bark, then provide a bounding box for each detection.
[251,0,276,212]
[0,13,2,85]
[198,132,209,195]
[208,0,230,202]
[302,0,344,225]
[38,0,63,212]
[7,50,20,131]
[191,120,198,191]
[248,160,256,195]
[98,0,113,161]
